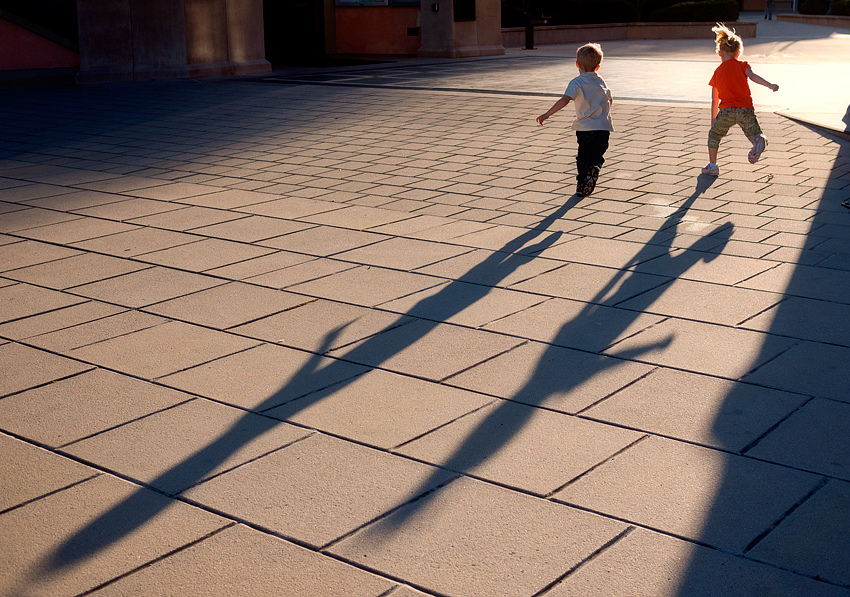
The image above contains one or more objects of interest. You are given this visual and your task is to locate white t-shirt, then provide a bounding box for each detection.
[564,71,614,132]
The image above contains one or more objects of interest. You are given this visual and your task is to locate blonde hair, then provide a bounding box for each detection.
[576,43,603,72]
[712,23,742,56]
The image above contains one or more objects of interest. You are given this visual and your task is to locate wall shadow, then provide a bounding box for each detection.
[674,127,850,592]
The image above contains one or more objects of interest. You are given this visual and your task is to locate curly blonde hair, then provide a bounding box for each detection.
[712,23,742,56]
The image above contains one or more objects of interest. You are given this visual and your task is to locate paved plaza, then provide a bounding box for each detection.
[2,15,850,597]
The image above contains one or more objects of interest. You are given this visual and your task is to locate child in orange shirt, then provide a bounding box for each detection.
[702,24,779,177]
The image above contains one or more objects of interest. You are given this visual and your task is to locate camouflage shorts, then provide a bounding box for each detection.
[708,107,763,149]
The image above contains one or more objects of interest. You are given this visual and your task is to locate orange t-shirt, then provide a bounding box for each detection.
[709,58,753,109]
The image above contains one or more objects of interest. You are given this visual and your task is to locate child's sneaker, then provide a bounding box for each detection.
[748,134,767,163]
[701,163,719,176]
[577,166,600,197]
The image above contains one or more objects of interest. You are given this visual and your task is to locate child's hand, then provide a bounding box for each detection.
[771,83,779,92]
[536,114,548,126]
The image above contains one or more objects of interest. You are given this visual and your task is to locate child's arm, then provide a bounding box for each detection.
[746,68,779,92]
[710,87,719,123]
[537,95,573,125]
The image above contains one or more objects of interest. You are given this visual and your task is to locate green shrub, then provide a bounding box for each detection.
[798,0,830,14]
[830,0,850,15]
[648,0,739,22]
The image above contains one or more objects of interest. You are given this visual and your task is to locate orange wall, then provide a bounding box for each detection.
[0,18,79,70]
[336,7,420,54]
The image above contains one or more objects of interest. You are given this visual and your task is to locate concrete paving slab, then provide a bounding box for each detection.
[63,398,309,494]
[396,399,641,495]
[605,317,797,379]
[16,217,139,245]
[135,238,276,272]
[0,182,72,202]
[748,480,850,588]
[75,175,171,194]
[553,436,822,553]
[72,227,203,257]
[159,342,368,411]
[740,296,850,346]
[183,433,454,549]
[617,278,784,326]
[246,256,359,289]
[0,301,124,342]
[743,341,850,402]
[0,433,96,511]
[3,253,149,290]
[70,267,224,308]
[329,476,628,597]
[739,261,850,304]
[414,247,566,287]
[0,474,228,597]
[483,296,665,352]
[26,310,168,353]
[547,526,848,597]
[638,247,778,286]
[126,181,221,201]
[447,340,654,413]
[175,188,284,210]
[335,318,524,382]
[286,264,445,306]
[205,250,315,280]
[747,398,850,480]
[238,195,345,219]
[71,198,182,222]
[584,367,807,452]
[145,282,309,330]
[125,205,246,232]
[336,237,474,271]
[260,225,390,256]
[299,204,417,229]
[88,524,398,597]
[267,367,492,449]
[0,206,81,234]
[509,260,670,304]
[67,320,258,380]
[0,282,87,324]
[0,368,190,448]
[231,298,414,353]
[192,214,313,242]
[382,281,547,328]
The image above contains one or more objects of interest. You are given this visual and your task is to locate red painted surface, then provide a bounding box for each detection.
[336,7,420,54]
[0,18,79,70]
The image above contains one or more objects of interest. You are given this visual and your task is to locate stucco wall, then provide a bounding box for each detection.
[0,17,79,70]
[336,6,421,55]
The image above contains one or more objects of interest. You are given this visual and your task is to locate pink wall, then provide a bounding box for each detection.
[0,18,79,70]
[336,7,420,55]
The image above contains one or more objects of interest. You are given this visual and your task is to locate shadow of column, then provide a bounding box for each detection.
[674,126,850,593]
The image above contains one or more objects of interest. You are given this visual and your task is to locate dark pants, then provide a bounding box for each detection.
[575,130,610,182]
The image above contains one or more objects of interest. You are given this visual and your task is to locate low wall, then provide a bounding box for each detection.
[777,14,850,29]
[502,20,758,47]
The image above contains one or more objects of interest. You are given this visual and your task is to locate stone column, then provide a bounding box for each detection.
[77,0,269,83]
[418,0,504,58]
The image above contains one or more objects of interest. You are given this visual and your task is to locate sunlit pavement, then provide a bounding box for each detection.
[1,15,849,597]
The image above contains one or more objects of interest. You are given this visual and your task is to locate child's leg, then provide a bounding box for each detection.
[575,131,608,181]
[706,108,735,173]
[738,109,767,163]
